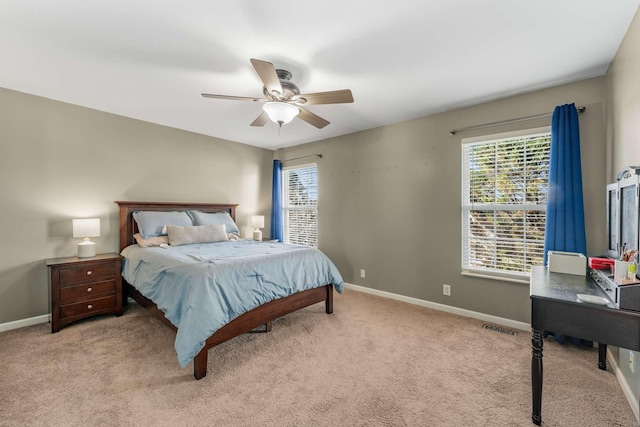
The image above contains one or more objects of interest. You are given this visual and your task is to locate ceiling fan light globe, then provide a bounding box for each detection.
[263,102,299,125]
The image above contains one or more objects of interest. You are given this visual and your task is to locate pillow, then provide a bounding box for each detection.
[133,210,193,238]
[166,224,228,246]
[133,233,169,247]
[187,210,240,235]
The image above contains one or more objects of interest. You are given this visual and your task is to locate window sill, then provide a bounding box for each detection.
[461,270,530,285]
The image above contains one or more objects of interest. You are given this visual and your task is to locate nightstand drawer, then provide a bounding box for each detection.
[59,279,116,304]
[59,263,116,286]
[60,295,116,318]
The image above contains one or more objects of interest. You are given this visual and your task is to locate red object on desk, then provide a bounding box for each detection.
[588,257,615,270]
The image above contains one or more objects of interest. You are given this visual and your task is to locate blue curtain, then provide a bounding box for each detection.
[543,103,586,264]
[270,159,283,242]
[543,103,589,347]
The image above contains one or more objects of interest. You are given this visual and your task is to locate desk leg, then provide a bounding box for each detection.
[598,343,607,370]
[532,328,543,426]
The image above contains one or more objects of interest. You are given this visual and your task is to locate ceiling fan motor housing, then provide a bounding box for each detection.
[263,69,300,100]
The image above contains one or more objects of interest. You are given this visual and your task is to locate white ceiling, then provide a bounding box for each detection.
[1,1,638,150]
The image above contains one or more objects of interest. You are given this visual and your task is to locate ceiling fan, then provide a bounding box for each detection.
[201,58,354,129]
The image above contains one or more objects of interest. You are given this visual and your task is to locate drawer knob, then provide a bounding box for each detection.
[87,287,92,292]
[86,270,92,276]
[87,304,93,309]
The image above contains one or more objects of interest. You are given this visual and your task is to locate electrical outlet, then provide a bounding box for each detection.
[443,284,451,296]
[630,352,635,373]
[360,269,366,278]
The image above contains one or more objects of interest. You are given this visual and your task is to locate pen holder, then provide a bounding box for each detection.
[614,260,636,281]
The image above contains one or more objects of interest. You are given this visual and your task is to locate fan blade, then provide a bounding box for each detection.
[295,89,354,105]
[250,58,283,96]
[201,93,265,102]
[250,111,269,127]
[297,107,330,129]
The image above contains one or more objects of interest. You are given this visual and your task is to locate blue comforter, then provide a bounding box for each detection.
[121,240,344,367]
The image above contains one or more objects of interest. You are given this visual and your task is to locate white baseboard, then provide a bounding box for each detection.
[607,347,640,423]
[343,283,531,331]
[0,286,529,334]
[0,314,50,333]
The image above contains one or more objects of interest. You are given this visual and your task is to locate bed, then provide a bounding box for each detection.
[116,201,343,380]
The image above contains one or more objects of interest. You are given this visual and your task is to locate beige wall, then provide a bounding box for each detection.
[0,87,273,324]
[280,77,606,324]
[607,10,640,181]
[1,76,609,327]
[605,7,640,410]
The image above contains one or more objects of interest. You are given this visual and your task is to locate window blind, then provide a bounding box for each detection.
[283,164,318,247]
[462,131,551,275]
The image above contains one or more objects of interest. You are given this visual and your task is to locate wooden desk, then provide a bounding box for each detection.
[530,266,640,425]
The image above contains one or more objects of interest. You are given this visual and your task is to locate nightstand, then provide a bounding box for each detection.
[45,253,122,333]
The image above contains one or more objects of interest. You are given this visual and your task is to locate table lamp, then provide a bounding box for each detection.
[251,215,265,241]
[73,218,100,257]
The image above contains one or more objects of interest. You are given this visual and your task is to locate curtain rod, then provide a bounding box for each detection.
[282,154,323,163]
[449,106,586,135]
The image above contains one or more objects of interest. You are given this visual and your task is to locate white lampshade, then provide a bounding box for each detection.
[263,102,299,125]
[73,218,100,258]
[73,219,100,238]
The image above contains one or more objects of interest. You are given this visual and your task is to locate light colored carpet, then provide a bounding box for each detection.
[0,289,637,427]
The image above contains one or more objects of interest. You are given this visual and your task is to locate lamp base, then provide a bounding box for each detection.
[253,230,263,241]
[78,241,96,258]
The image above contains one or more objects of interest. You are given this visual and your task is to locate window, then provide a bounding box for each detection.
[462,128,551,277]
[282,164,318,247]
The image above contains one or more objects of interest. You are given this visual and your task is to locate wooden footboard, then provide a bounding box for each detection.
[124,281,334,379]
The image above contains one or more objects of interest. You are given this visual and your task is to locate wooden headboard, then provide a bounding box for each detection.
[115,201,238,252]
